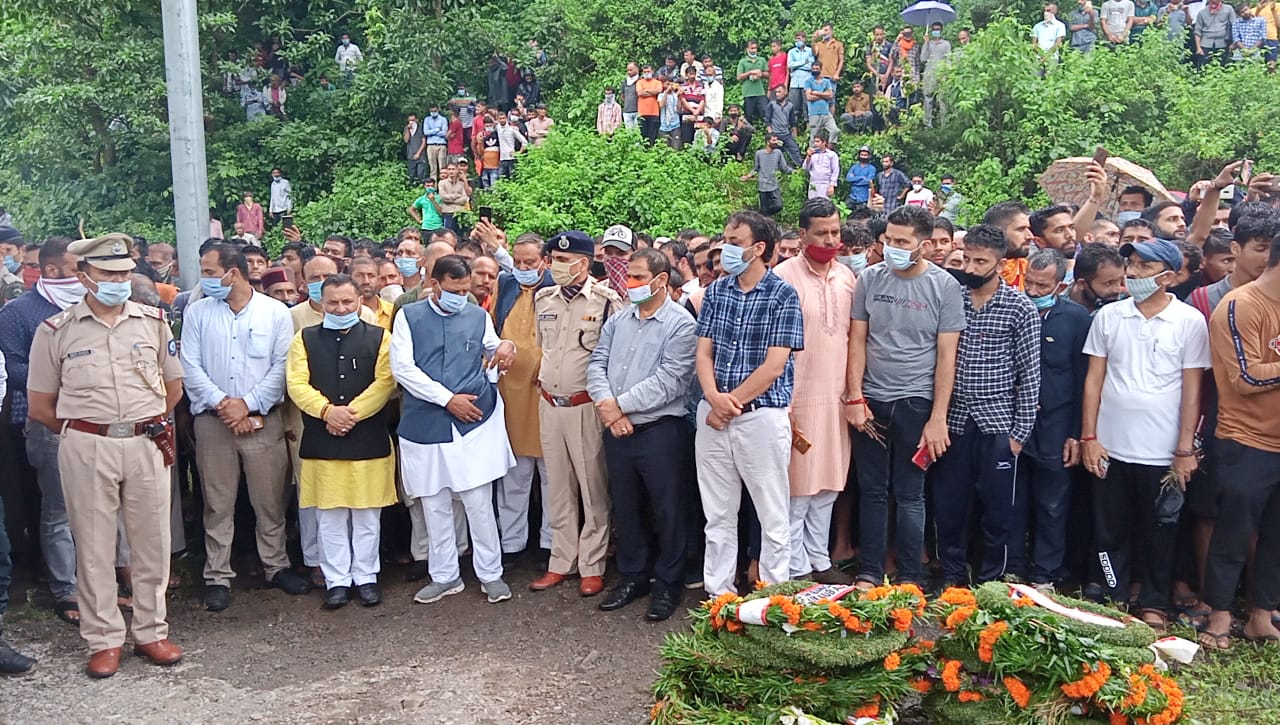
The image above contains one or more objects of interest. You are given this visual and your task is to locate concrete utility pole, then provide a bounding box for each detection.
[161,0,210,291]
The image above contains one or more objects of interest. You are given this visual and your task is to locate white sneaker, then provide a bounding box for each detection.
[413,578,464,604]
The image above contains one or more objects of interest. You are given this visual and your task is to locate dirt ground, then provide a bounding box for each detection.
[1,559,687,724]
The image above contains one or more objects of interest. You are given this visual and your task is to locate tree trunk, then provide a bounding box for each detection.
[88,107,117,168]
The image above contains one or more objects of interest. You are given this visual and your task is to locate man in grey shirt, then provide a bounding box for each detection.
[845,204,965,588]
[622,62,640,129]
[741,135,793,217]
[586,248,697,622]
[1193,1,1237,67]
[765,85,803,166]
[1068,0,1099,51]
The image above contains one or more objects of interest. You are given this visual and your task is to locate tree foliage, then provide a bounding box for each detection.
[1,0,1278,240]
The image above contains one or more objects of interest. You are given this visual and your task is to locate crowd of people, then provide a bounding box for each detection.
[1,153,1278,683]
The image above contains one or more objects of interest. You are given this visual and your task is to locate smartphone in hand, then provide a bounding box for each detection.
[912,445,934,471]
[1091,145,1109,167]
[281,214,295,231]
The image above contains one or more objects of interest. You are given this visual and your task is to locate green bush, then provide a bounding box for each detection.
[474,127,801,238]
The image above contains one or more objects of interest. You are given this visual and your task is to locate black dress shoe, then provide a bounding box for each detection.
[270,569,312,595]
[204,584,231,612]
[0,637,37,675]
[599,579,650,612]
[501,549,526,568]
[324,586,351,610]
[404,561,430,582]
[646,588,682,622]
[355,583,382,607]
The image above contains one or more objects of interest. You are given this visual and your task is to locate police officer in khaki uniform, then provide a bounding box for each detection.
[528,231,622,597]
[26,233,185,679]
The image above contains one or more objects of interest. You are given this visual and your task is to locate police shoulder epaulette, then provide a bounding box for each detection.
[41,308,74,330]
[136,303,167,322]
[535,286,559,300]
[591,283,623,303]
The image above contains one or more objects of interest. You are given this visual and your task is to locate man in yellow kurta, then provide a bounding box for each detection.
[286,274,397,609]
[493,234,555,559]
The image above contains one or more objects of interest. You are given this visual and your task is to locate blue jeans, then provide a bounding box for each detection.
[853,396,931,584]
[25,424,77,600]
[1009,453,1072,583]
[481,169,500,188]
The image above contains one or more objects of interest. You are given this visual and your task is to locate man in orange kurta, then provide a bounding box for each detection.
[774,198,856,584]
[493,236,554,558]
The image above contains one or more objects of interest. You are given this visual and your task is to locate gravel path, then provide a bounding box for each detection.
[2,563,685,724]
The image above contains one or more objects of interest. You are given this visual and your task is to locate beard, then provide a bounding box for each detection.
[1008,243,1030,259]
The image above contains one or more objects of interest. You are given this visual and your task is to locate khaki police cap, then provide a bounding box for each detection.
[68,233,136,272]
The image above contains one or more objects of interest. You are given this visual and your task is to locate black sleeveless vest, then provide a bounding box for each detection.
[299,321,392,460]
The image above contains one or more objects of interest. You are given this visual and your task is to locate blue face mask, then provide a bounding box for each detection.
[1116,210,1142,223]
[883,244,917,271]
[437,289,468,314]
[940,183,953,194]
[794,40,805,49]
[3,256,19,274]
[323,311,360,330]
[512,267,542,286]
[1028,291,1058,310]
[719,244,754,277]
[200,273,232,301]
[307,280,325,301]
[395,257,420,278]
[838,252,869,273]
[90,278,132,307]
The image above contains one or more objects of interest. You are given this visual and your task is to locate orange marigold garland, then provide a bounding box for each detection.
[941,659,963,692]
[852,696,881,718]
[1003,675,1031,709]
[882,652,901,671]
[976,620,1009,663]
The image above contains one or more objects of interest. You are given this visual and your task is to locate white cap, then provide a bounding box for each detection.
[601,224,635,251]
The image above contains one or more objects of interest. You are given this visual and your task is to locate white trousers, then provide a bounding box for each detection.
[695,402,792,596]
[300,506,320,567]
[409,496,469,562]
[316,507,382,587]
[789,489,838,577]
[421,483,502,584]
[497,455,551,553]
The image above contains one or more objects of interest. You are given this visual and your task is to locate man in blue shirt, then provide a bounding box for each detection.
[421,103,450,188]
[1008,248,1093,589]
[695,210,805,596]
[845,146,878,206]
[803,61,838,147]
[787,32,816,127]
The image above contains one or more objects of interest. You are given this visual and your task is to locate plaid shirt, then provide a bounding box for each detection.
[878,168,911,210]
[1233,16,1267,48]
[947,280,1043,443]
[695,269,805,408]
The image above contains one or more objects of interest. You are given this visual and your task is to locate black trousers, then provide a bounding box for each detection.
[639,115,660,146]
[743,95,769,126]
[933,417,1018,584]
[1092,459,1176,611]
[1203,438,1280,611]
[603,417,689,591]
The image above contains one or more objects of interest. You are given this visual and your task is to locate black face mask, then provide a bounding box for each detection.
[1085,282,1121,309]
[946,268,967,285]
[959,269,998,289]
[589,260,607,279]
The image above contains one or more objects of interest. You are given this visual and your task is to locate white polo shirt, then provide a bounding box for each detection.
[1083,294,1211,466]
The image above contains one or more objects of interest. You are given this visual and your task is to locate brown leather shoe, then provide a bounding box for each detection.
[579,575,604,597]
[529,571,567,591]
[87,647,122,678]
[134,639,184,666]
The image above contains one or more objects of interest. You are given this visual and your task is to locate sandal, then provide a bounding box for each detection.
[118,584,134,611]
[168,573,183,590]
[1139,608,1169,635]
[1198,630,1232,651]
[53,599,80,625]
[1175,599,1212,631]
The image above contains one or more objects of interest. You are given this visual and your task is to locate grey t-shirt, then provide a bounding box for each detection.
[752,148,792,193]
[851,262,966,401]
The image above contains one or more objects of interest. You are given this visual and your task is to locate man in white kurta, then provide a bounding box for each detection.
[390,255,517,605]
